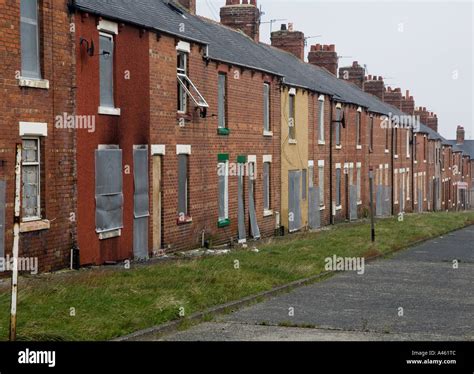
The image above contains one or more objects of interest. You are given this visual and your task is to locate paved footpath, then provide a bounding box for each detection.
[157,226,474,341]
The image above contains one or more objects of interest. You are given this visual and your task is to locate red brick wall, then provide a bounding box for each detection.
[0,0,76,272]
[75,16,150,265]
[149,34,281,252]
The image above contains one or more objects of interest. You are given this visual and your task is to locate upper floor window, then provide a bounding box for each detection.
[289,91,296,141]
[263,83,271,133]
[335,105,343,147]
[318,95,325,143]
[21,0,41,79]
[369,116,374,152]
[356,109,362,147]
[99,32,115,108]
[217,73,227,131]
[177,50,188,113]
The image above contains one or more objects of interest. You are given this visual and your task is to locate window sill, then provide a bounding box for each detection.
[20,219,51,233]
[406,156,411,159]
[385,149,389,154]
[356,145,362,150]
[98,229,122,240]
[357,201,362,206]
[423,160,427,163]
[414,161,418,164]
[177,113,192,121]
[218,218,230,228]
[318,140,326,145]
[263,130,273,137]
[288,139,297,145]
[217,128,230,136]
[98,106,121,116]
[335,145,342,150]
[335,205,342,211]
[19,77,50,89]
[263,210,273,217]
[319,206,326,211]
[394,155,399,159]
[177,216,193,225]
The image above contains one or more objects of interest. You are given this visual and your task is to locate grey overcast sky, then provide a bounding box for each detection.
[197,0,473,140]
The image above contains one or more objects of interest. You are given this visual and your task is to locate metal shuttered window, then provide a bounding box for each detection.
[289,93,296,140]
[218,73,226,129]
[302,169,307,200]
[99,33,115,108]
[263,162,271,211]
[336,167,341,207]
[95,147,123,233]
[178,154,189,218]
[356,164,361,202]
[263,83,270,132]
[218,154,229,226]
[318,162,325,206]
[22,138,41,220]
[20,0,41,79]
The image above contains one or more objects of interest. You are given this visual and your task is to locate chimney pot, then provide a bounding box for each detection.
[280,24,287,31]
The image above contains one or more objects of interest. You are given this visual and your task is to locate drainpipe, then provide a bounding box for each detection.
[329,99,334,225]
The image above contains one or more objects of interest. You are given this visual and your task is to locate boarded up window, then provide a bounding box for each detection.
[356,111,361,146]
[263,83,270,132]
[318,99,325,142]
[263,162,270,211]
[302,169,307,201]
[95,147,123,233]
[178,154,189,218]
[21,0,41,79]
[336,167,341,207]
[22,138,40,220]
[369,116,374,152]
[218,155,229,222]
[100,33,115,108]
[318,163,324,206]
[289,93,296,140]
[218,73,226,129]
[357,165,361,202]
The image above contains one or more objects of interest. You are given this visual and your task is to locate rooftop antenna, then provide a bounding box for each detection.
[304,35,322,47]
[261,18,287,33]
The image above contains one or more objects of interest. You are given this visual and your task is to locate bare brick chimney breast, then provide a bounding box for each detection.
[456,125,465,144]
[176,0,196,14]
[363,75,385,101]
[220,0,260,42]
[270,24,305,60]
[339,61,365,89]
[308,44,338,75]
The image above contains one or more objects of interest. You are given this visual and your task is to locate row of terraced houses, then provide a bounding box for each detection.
[0,0,472,272]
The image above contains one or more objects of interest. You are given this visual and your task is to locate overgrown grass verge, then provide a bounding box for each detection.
[0,211,472,341]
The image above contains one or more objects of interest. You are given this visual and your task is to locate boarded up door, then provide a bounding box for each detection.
[248,162,260,239]
[0,181,5,257]
[288,170,302,232]
[152,155,162,252]
[133,146,149,259]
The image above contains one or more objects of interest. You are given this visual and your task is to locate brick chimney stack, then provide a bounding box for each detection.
[176,0,196,14]
[401,90,415,115]
[414,107,438,133]
[383,86,403,109]
[308,44,339,75]
[339,61,365,89]
[456,125,465,144]
[220,0,260,42]
[270,23,305,60]
[363,75,385,101]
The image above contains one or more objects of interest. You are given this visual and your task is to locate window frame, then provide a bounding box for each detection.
[20,0,41,80]
[263,83,271,133]
[318,161,325,208]
[21,137,41,222]
[217,73,227,131]
[99,31,116,110]
[263,160,271,213]
[318,95,325,144]
[177,50,188,114]
[289,91,296,141]
[217,155,229,226]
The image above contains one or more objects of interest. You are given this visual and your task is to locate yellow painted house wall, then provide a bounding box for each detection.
[280,86,309,230]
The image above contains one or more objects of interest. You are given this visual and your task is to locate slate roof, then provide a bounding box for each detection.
[73,0,470,158]
[445,140,474,157]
